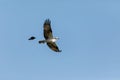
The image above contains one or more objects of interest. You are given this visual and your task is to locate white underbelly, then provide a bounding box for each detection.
[47,38,57,42]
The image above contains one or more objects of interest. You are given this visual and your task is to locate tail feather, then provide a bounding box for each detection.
[39,40,46,44]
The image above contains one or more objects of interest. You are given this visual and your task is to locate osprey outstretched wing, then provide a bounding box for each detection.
[47,42,61,52]
[43,19,53,39]
[43,19,61,52]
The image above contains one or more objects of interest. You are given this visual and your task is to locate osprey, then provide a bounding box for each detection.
[29,19,62,52]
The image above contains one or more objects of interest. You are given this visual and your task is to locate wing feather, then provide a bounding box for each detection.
[44,19,53,39]
[47,42,61,52]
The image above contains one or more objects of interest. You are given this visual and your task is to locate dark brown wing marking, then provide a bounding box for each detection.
[47,42,62,52]
[44,19,53,39]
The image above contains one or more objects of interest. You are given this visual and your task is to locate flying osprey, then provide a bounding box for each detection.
[28,19,62,52]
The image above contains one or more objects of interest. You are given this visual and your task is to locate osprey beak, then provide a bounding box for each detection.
[56,37,59,40]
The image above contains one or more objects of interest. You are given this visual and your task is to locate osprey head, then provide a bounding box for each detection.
[54,37,59,40]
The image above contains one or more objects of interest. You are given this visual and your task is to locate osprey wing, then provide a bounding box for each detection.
[47,42,62,52]
[43,19,53,39]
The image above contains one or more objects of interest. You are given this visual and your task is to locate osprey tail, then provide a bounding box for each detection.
[39,40,46,44]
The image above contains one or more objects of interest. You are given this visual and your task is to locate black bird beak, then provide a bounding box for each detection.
[28,36,36,40]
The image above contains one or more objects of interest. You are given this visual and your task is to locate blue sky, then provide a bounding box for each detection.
[0,0,120,80]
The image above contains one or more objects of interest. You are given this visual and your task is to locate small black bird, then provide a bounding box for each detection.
[28,36,36,40]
